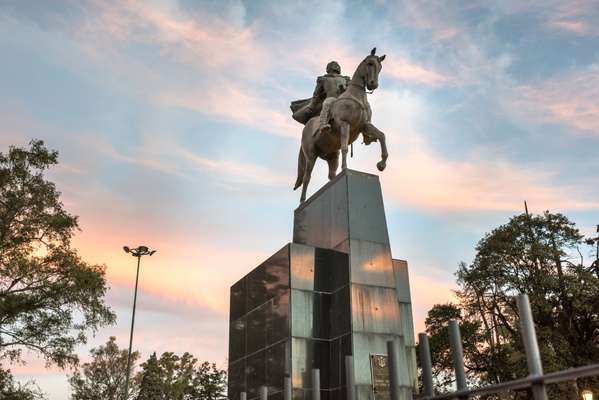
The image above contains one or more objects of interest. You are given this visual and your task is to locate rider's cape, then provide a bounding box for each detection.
[290,97,322,125]
[290,98,311,113]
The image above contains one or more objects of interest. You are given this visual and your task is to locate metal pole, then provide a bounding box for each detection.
[123,255,141,399]
[448,319,468,397]
[387,340,401,400]
[517,294,548,400]
[240,392,247,400]
[312,369,321,400]
[284,376,292,400]
[418,333,434,398]
[259,385,268,400]
[345,355,356,400]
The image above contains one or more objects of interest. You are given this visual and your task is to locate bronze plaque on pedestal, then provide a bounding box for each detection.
[370,354,390,400]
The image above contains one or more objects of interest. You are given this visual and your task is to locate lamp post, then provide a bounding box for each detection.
[582,389,594,400]
[122,245,156,400]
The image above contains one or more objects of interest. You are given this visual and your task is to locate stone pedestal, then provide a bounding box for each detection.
[228,170,416,400]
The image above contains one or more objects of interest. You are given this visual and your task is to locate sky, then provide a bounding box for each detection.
[1,0,599,398]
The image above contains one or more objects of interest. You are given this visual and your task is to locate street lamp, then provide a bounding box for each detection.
[122,245,156,399]
[582,389,593,400]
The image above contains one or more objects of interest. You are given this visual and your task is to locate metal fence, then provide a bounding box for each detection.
[417,293,599,400]
[237,293,599,400]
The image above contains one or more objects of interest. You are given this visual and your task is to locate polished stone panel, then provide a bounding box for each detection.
[351,285,402,334]
[246,302,268,354]
[247,349,266,398]
[348,239,395,288]
[398,303,415,347]
[330,285,351,338]
[228,359,245,400]
[293,170,390,249]
[392,259,411,303]
[293,172,349,249]
[291,289,314,338]
[290,244,315,291]
[268,291,290,345]
[314,248,349,292]
[345,171,390,246]
[266,340,287,391]
[229,317,245,362]
[231,278,246,321]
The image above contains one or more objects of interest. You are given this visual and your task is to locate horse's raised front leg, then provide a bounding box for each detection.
[363,122,388,171]
[326,152,339,180]
[300,155,317,203]
[339,122,350,170]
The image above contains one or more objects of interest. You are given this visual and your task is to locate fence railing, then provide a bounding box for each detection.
[237,293,599,400]
[417,293,599,400]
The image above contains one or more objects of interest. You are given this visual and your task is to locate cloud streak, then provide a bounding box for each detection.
[508,65,599,134]
[370,90,599,212]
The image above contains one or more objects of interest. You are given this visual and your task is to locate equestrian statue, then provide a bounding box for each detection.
[290,48,388,203]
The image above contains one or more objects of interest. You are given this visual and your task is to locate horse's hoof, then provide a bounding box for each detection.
[377,161,386,171]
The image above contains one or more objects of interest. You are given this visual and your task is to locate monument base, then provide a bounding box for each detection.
[228,170,416,400]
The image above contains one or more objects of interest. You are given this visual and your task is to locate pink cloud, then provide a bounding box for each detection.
[493,0,599,36]
[175,146,292,186]
[508,66,599,134]
[547,19,591,35]
[69,215,267,315]
[365,90,599,212]
[159,81,298,138]
[88,0,269,74]
[544,0,599,36]
[384,59,450,86]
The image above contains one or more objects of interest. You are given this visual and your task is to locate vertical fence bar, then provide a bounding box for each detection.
[345,355,356,400]
[284,376,292,400]
[259,385,268,400]
[517,294,548,400]
[418,333,435,398]
[448,319,468,398]
[387,340,401,400]
[312,369,321,400]
[240,392,247,400]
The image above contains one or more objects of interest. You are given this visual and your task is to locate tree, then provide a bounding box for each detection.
[69,342,227,400]
[137,353,164,400]
[0,367,45,400]
[0,140,115,368]
[422,211,599,399]
[187,360,227,400]
[69,337,140,400]
[136,352,227,400]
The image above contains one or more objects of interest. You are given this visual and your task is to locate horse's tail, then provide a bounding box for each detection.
[293,147,305,190]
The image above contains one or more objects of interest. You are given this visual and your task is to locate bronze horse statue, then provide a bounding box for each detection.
[293,48,388,203]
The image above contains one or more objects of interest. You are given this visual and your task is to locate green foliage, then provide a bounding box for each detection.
[0,140,115,367]
[69,337,140,400]
[137,353,164,400]
[66,337,226,400]
[136,352,227,400]
[423,211,599,398]
[187,360,227,400]
[0,367,45,399]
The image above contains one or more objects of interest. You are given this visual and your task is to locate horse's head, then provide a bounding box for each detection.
[359,47,386,91]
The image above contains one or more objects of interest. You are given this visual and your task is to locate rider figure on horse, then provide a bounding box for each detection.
[290,61,350,135]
